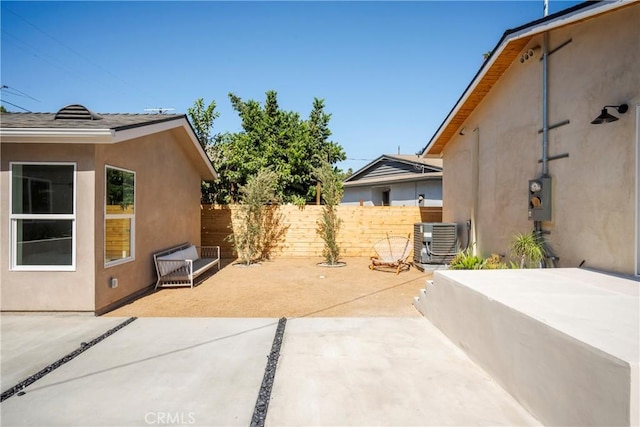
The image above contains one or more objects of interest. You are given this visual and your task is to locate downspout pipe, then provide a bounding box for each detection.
[538,26,552,256]
[537,0,550,241]
[471,127,480,254]
[541,31,549,177]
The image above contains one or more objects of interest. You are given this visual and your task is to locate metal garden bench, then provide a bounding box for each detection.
[153,243,220,289]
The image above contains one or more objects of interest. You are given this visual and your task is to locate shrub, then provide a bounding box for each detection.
[450,248,509,270]
[482,253,509,269]
[290,195,307,209]
[314,160,344,265]
[450,248,485,270]
[228,168,286,265]
[510,231,545,268]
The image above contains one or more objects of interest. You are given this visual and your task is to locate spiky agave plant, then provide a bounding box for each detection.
[510,231,545,268]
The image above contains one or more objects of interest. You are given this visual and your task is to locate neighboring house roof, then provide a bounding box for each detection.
[0,104,217,180]
[344,154,442,187]
[421,0,634,156]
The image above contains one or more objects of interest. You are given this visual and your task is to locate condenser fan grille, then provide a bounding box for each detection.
[414,223,458,264]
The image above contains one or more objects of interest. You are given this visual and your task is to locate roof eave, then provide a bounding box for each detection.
[0,128,114,144]
[343,154,386,183]
[421,0,631,157]
[1,118,218,181]
[114,116,217,181]
[180,118,218,181]
[344,154,442,183]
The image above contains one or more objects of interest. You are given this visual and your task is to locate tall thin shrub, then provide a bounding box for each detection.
[228,168,282,265]
[314,161,343,265]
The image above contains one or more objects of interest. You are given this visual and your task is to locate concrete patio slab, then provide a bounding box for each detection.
[1,314,128,390]
[1,318,278,426]
[267,317,541,426]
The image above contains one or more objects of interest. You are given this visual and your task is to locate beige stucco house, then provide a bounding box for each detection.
[422,0,640,276]
[1,104,217,314]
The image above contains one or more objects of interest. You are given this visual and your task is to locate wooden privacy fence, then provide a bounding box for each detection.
[201,205,442,259]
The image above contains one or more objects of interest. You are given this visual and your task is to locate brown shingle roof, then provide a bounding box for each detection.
[0,105,217,181]
[0,111,186,130]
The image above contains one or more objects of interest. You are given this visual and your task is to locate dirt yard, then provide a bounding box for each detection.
[104,257,431,318]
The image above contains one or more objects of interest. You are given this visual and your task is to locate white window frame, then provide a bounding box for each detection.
[104,165,136,268]
[9,162,77,271]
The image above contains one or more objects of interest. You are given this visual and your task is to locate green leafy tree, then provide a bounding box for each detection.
[187,98,220,203]
[339,168,353,180]
[308,98,344,165]
[213,91,345,204]
[304,98,346,201]
[187,98,219,151]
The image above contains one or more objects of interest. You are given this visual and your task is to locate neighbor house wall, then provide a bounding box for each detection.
[1,143,96,311]
[342,187,373,205]
[94,128,202,313]
[342,179,442,207]
[390,180,442,207]
[442,6,639,274]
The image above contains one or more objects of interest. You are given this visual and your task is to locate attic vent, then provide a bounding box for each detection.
[54,104,102,120]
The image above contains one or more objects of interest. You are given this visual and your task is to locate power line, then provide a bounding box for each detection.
[1,99,32,112]
[3,7,165,108]
[1,30,85,76]
[1,30,129,101]
[0,84,40,102]
[0,85,34,111]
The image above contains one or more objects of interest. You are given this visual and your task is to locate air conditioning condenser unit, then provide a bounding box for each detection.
[413,222,458,264]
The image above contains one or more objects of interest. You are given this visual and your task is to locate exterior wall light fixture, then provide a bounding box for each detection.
[591,103,628,124]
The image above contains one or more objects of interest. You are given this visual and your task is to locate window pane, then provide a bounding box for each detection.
[105,218,131,263]
[15,220,73,266]
[12,164,74,214]
[106,168,134,214]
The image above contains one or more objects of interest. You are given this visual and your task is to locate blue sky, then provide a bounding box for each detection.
[1,1,581,173]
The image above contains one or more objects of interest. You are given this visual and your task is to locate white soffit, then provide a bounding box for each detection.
[0,128,113,144]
